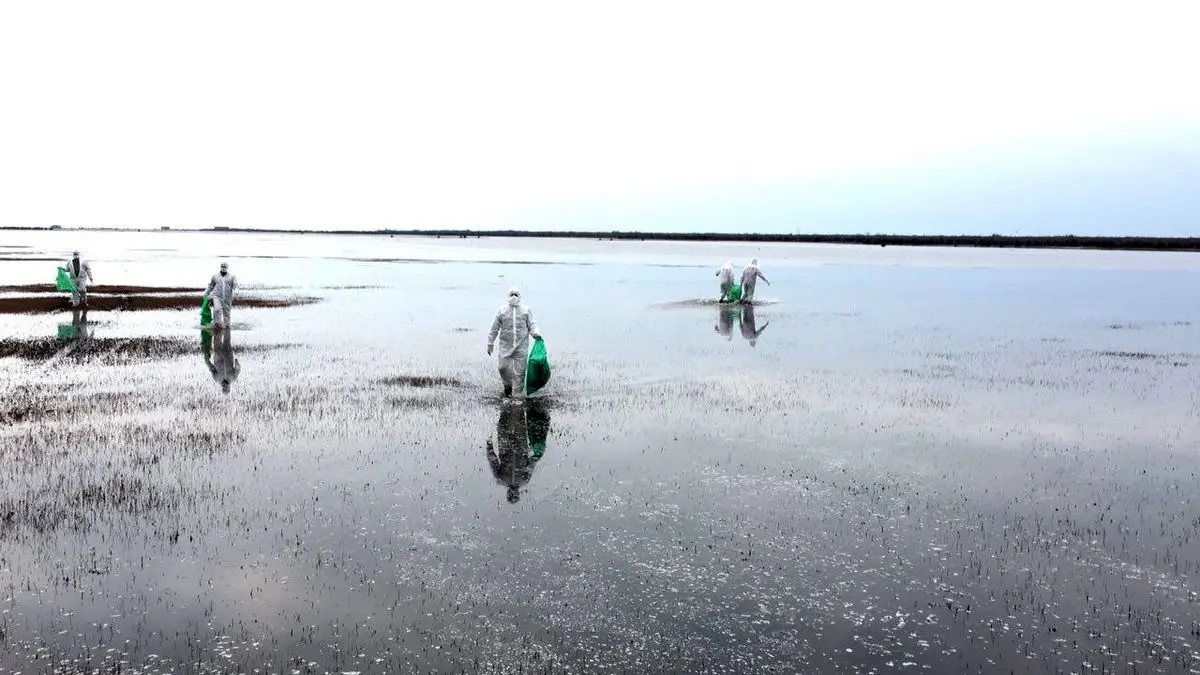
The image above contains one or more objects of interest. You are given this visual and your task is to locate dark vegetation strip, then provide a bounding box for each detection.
[0,294,319,313]
[5,226,1198,251]
[380,375,465,388]
[0,337,297,363]
[0,284,200,293]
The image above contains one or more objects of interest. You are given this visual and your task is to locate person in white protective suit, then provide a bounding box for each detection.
[739,258,770,303]
[486,287,541,399]
[204,262,238,330]
[206,327,240,394]
[65,251,93,308]
[715,261,735,302]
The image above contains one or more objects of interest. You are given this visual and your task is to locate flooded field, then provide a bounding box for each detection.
[2,230,1200,674]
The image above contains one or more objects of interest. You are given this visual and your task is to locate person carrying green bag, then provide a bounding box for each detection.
[203,262,237,330]
[62,251,92,308]
[486,287,543,399]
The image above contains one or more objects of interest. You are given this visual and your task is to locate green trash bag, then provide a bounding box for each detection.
[57,324,78,340]
[199,296,212,327]
[524,337,551,395]
[56,267,76,292]
[723,283,742,303]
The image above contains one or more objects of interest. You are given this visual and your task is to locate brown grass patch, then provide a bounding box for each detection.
[0,284,200,293]
[380,374,465,388]
[0,294,320,313]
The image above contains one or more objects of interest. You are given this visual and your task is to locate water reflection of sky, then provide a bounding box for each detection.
[2,232,1199,672]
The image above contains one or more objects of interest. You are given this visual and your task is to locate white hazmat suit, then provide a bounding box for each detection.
[715,262,734,301]
[739,258,770,302]
[204,264,238,329]
[65,253,93,307]
[487,288,541,398]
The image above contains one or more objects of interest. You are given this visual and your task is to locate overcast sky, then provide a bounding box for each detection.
[2,1,1197,235]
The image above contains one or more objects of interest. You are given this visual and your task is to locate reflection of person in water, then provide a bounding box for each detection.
[739,304,770,347]
[58,307,94,344]
[71,307,92,340]
[714,306,737,341]
[486,401,551,504]
[204,327,240,394]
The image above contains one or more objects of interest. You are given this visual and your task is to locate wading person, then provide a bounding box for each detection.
[203,262,238,330]
[739,258,770,304]
[486,287,541,399]
[65,251,93,309]
[715,261,735,302]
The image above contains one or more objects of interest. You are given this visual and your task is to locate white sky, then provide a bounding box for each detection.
[1,1,1198,233]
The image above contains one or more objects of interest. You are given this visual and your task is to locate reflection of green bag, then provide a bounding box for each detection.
[56,267,76,292]
[200,296,212,326]
[201,329,213,363]
[526,402,549,458]
[723,283,742,303]
[524,337,551,395]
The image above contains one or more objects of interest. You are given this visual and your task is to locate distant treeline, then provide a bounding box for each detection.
[226,229,1200,251]
[6,226,1199,251]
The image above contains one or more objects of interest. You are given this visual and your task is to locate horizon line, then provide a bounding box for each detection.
[2,226,1198,252]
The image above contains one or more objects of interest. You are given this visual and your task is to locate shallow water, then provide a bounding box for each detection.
[2,231,1200,673]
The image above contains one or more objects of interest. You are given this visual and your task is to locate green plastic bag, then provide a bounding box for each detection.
[524,337,551,395]
[200,296,212,327]
[723,283,742,303]
[56,267,76,292]
[57,324,78,340]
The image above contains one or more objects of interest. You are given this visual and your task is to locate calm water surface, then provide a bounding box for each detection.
[1,231,1199,673]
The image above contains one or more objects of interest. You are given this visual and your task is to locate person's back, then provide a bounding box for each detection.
[716,261,735,301]
[739,258,769,302]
